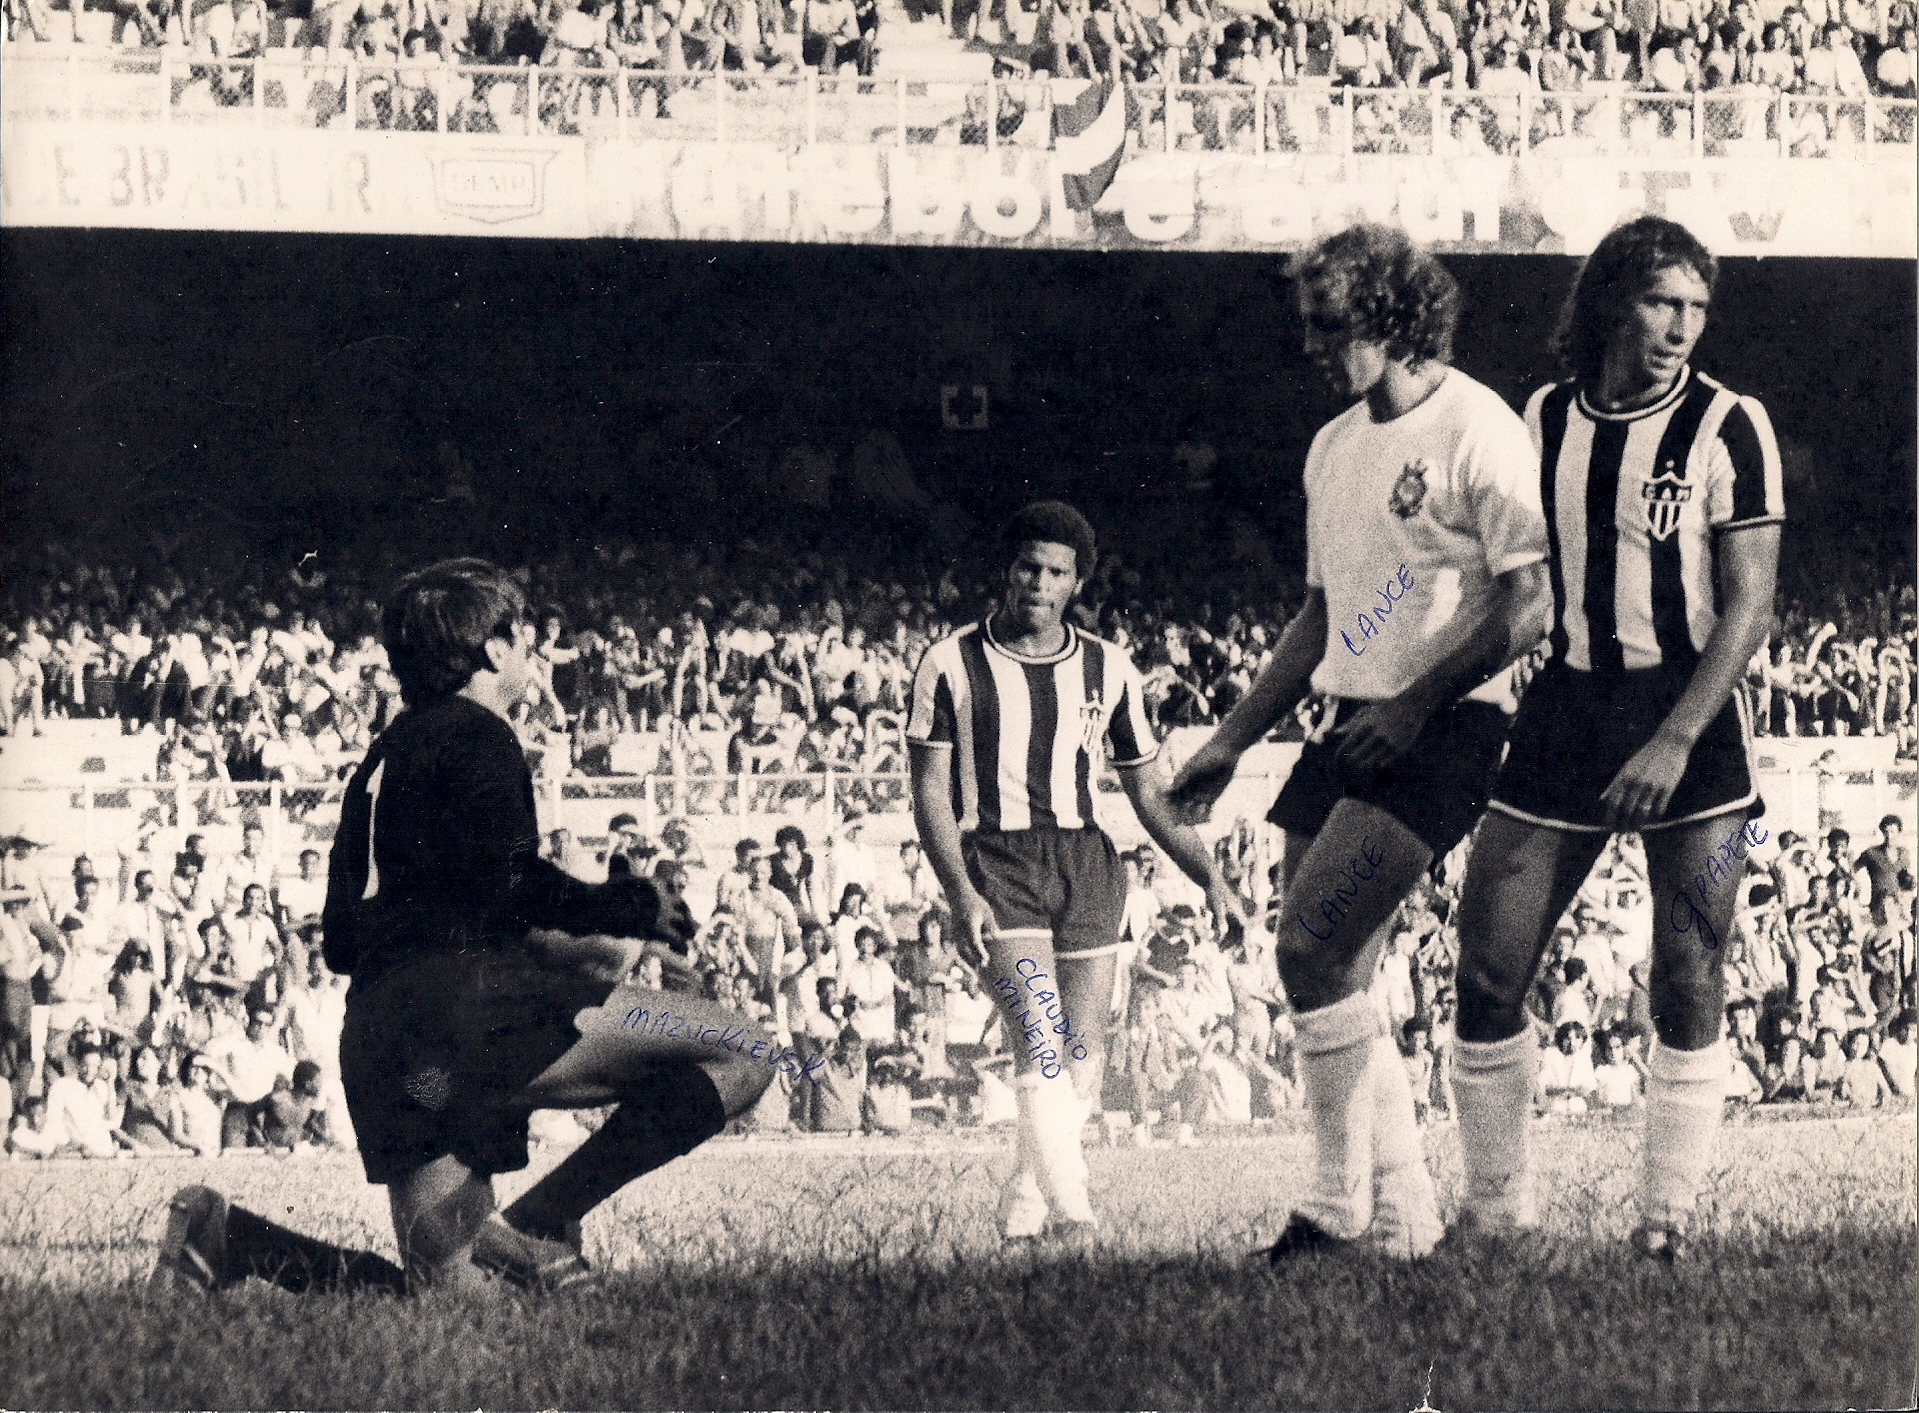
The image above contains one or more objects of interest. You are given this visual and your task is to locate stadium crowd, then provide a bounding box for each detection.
[4,0,1914,138]
[1,533,1913,787]
[1,776,1912,1157]
[0,530,1910,1154]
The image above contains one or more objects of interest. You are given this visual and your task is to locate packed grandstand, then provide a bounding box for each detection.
[2,0,1915,155]
[0,521,1912,1160]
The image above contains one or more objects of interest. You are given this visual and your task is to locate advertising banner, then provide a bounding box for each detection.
[1,120,591,236]
[586,139,1918,255]
[5,118,1914,256]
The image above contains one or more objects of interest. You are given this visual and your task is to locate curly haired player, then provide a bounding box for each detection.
[1172,225,1553,1261]
[157,558,771,1296]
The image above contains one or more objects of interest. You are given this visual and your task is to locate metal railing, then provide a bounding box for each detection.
[3,760,1909,879]
[4,48,1913,155]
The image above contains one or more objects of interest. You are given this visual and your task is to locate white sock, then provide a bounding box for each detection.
[1454,1029,1541,1228]
[1292,991,1384,1239]
[1370,1036,1425,1176]
[1641,1040,1728,1231]
[1021,1070,1095,1224]
[999,1074,1049,1236]
[1369,1035,1442,1258]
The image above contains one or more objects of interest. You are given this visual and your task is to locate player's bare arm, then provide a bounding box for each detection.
[1601,523,1781,830]
[1117,756,1247,934]
[908,738,994,968]
[1169,588,1327,817]
[1336,559,1553,773]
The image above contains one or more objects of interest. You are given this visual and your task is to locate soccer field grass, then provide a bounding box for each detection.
[1,1110,1913,1411]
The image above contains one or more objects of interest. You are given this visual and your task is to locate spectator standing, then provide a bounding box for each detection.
[840,925,905,1047]
[0,889,45,1111]
[274,850,328,933]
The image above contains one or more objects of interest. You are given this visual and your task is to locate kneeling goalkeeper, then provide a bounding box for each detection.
[157,559,770,1295]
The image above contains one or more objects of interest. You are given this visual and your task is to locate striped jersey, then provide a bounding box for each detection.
[906,617,1157,834]
[1527,367,1783,674]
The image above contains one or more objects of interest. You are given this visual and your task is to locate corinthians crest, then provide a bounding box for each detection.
[1389,460,1429,519]
[1641,470,1695,541]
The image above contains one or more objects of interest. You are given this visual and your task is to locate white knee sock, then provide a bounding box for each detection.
[1021,1070,1095,1224]
[1369,1035,1442,1257]
[1454,1029,1540,1228]
[999,1074,1049,1236]
[1292,991,1384,1239]
[1370,1036,1425,1176]
[1641,1040,1728,1231]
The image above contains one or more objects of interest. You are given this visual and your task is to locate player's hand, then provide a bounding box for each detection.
[1599,729,1693,832]
[952,888,999,973]
[1168,739,1238,824]
[573,933,649,985]
[1333,693,1432,773]
[1204,877,1251,946]
[529,927,646,984]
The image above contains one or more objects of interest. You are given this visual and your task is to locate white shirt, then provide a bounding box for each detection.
[1539,1044,1597,1096]
[1121,886,1162,943]
[841,955,899,1045]
[226,912,280,982]
[206,1030,291,1105]
[274,873,326,924]
[223,850,276,912]
[1305,368,1547,702]
[110,897,172,958]
[48,914,115,1004]
[44,1073,121,1155]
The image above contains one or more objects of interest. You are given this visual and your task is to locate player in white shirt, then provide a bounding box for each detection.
[1173,225,1553,1261]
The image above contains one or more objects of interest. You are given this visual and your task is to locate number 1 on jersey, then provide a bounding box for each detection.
[361,758,386,900]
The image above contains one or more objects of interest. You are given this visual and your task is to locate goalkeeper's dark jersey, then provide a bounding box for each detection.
[323,693,582,986]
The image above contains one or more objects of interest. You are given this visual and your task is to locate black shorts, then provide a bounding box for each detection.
[961,827,1127,960]
[1490,662,1759,833]
[1268,696,1512,858]
[340,948,613,1187]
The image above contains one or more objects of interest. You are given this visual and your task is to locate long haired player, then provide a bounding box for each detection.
[1447,217,1784,1259]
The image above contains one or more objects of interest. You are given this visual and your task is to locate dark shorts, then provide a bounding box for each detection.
[1268,696,1512,858]
[340,948,613,1187]
[961,827,1127,960]
[1490,662,1759,833]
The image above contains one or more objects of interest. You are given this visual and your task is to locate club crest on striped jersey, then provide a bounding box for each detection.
[1078,692,1105,753]
[1640,466,1694,542]
[1388,460,1429,519]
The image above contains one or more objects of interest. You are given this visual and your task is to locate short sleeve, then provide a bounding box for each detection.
[1468,399,1549,578]
[1706,395,1785,531]
[1302,429,1329,589]
[1105,651,1160,768]
[905,639,958,748]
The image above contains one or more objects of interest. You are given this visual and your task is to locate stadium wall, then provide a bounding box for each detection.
[5,121,1915,256]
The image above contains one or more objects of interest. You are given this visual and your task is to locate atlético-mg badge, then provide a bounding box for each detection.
[1641,472,1695,541]
[1389,460,1429,519]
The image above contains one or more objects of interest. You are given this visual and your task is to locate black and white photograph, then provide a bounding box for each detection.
[1,4,1915,1405]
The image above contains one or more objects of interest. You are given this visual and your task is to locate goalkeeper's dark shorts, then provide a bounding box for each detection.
[340,947,613,1187]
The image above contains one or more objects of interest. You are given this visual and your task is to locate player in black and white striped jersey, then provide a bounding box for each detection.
[1450,218,1785,1260]
[908,502,1242,1241]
